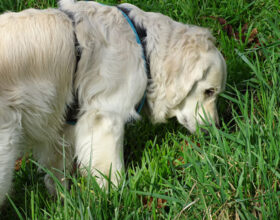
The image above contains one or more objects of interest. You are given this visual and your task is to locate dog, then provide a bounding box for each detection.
[0,0,226,206]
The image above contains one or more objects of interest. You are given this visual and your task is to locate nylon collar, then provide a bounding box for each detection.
[64,4,151,125]
[117,6,151,113]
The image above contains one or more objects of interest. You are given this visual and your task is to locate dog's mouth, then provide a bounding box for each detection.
[197,121,221,134]
[176,114,221,134]
[175,116,196,134]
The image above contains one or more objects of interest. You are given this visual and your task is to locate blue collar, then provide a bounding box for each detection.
[66,4,150,125]
[117,6,150,114]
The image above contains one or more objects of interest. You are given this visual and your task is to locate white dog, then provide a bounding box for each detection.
[0,0,226,205]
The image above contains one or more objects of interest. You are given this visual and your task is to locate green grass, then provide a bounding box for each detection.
[1,0,280,219]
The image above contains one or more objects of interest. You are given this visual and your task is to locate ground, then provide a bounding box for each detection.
[0,0,279,219]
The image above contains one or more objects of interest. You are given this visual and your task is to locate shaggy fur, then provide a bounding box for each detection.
[0,0,226,206]
[0,8,76,206]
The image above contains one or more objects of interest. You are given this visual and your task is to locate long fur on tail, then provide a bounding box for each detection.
[58,0,76,10]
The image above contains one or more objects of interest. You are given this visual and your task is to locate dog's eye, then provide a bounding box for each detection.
[204,88,215,97]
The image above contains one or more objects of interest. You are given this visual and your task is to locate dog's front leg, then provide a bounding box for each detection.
[75,110,124,187]
[0,108,21,206]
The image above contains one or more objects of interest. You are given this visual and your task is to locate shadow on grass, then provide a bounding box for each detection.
[0,160,49,220]
[123,115,188,168]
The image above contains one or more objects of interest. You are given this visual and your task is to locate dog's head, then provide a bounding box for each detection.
[148,26,227,133]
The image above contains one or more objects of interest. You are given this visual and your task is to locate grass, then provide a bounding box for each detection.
[0,0,280,219]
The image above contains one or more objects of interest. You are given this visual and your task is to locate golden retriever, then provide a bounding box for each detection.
[0,0,226,205]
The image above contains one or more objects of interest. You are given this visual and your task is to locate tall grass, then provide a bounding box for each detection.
[0,0,279,219]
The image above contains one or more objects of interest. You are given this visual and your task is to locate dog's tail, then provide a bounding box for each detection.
[58,0,76,10]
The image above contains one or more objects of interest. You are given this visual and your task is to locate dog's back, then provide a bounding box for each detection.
[0,8,75,140]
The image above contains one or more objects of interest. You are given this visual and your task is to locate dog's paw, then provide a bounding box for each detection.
[44,174,57,196]
[92,169,122,190]
[44,173,69,197]
[79,167,121,190]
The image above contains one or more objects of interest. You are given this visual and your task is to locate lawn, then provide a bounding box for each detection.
[0,0,279,219]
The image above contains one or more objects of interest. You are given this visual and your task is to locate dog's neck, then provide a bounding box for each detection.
[64,5,153,124]
[118,4,178,122]
[117,6,151,82]
[64,4,182,124]
[117,6,151,114]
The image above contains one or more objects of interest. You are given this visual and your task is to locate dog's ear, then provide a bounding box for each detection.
[164,48,203,107]
[164,30,215,107]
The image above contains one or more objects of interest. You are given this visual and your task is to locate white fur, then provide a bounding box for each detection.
[0,0,226,205]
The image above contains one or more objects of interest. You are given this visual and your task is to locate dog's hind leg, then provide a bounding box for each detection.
[33,140,73,196]
[0,107,21,206]
[75,111,124,188]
